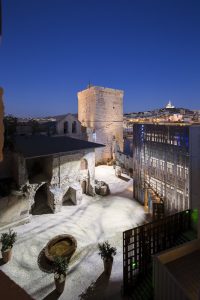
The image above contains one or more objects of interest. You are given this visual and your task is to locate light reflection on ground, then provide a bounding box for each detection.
[0,166,146,300]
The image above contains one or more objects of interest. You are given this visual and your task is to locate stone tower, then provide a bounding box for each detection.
[78,86,124,164]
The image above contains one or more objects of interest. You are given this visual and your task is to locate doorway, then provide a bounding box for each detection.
[32,184,52,215]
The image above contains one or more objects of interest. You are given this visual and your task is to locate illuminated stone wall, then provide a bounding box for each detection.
[56,114,82,139]
[78,86,124,164]
[49,150,95,212]
[0,87,4,161]
[0,149,95,229]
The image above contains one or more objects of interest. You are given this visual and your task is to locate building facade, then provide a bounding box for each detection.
[16,114,84,139]
[78,86,124,164]
[0,135,104,229]
[133,123,200,214]
[55,114,82,138]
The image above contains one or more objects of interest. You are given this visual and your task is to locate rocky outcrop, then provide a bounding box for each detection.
[95,180,110,196]
[0,87,4,161]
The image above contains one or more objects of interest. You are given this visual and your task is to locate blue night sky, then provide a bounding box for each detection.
[0,0,200,117]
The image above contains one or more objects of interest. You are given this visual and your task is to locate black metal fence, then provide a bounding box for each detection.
[123,209,191,294]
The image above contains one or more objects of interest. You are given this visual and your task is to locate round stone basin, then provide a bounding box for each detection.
[44,234,77,262]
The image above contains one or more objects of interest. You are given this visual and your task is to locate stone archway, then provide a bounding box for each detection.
[31,183,53,215]
[62,188,74,206]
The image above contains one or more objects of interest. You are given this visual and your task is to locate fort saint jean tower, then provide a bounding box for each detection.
[78,86,124,164]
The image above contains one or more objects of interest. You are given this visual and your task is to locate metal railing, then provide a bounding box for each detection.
[123,209,191,294]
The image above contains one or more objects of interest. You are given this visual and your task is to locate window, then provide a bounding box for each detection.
[72,121,77,133]
[80,159,88,170]
[63,121,68,134]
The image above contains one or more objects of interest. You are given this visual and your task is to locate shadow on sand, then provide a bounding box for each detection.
[79,272,110,300]
[42,289,60,300]
[42,273,110,300]
[0,258,6,266]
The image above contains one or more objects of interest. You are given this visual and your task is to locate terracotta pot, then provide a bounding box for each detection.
[45,234,77,263]
[54,276,66,294]
[103,257,113,276]
[1,248,12,263]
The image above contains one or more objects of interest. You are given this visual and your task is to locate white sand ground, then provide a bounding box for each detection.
[0,166,146,300]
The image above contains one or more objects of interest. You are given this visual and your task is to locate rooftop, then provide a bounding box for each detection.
[133,122,200,126]
[17,113,78,123]
[78,85,124,94]
[14,135,104,159]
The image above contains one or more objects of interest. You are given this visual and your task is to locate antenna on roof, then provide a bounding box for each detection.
[87,81,92,89]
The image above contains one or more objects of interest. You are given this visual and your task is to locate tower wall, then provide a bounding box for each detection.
[78,86,123,164]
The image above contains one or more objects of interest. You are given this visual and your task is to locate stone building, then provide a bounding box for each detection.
[0,135,104,229]
[54,114,83,138]
[16,114,85,140]
[0,87,4,161]
[78,86,124,164]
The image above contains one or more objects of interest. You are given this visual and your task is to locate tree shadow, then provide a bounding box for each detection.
[0,258,6,266]
[37,247,55,273]
[42,289,60,300]
[79,272,110,299]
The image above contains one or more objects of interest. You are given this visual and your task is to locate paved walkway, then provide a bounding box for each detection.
[0,166,146,300]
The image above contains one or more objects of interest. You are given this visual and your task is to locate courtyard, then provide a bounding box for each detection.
[0,166,146,300]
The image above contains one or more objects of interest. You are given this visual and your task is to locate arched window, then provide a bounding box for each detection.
[80,159,88,170]
[64,121,68,134]
[72,121,77,133]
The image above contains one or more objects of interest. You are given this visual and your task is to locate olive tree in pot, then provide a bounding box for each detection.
[0,229,17,263]
[53,256,68,294]
[98,241,116,276]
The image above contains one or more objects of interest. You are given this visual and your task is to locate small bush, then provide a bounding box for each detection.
[53,256,68,277]
[98,241,116,260]
[0,229,17,252]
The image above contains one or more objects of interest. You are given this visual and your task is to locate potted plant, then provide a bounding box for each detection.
[0,229,17,263]
[53,256,68,294]
[98,241,116,276]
